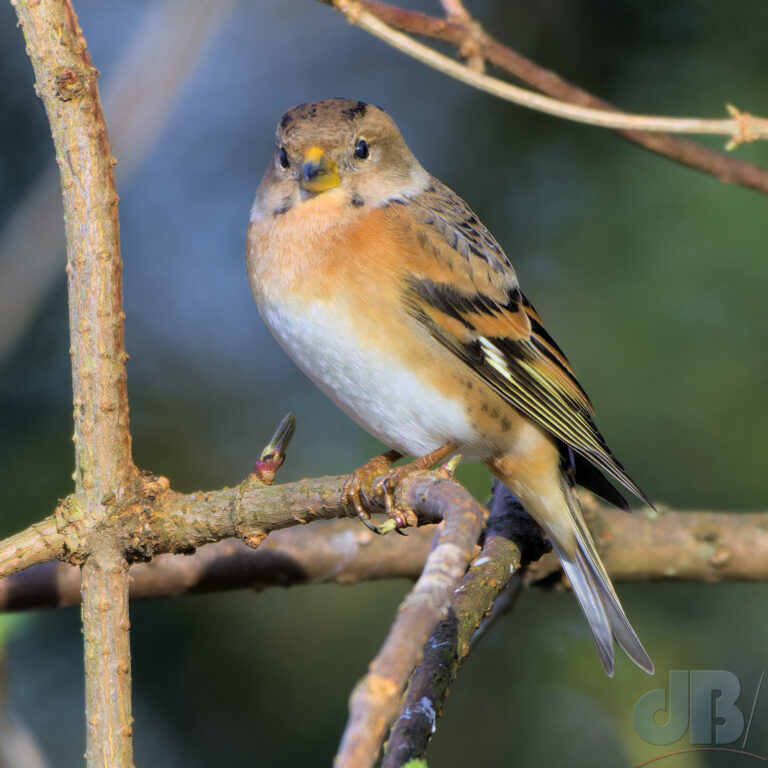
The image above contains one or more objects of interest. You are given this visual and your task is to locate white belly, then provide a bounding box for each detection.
[259,297,476,457]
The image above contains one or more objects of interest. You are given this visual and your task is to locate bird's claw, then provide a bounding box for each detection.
[342,450,401,532]
[343,451,419,535]
[344,444,457,535]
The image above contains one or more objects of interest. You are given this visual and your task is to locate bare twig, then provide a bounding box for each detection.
[321,0,768,195]
[335,473,486,768]
[330,2,768,142]
[382,486,525,766]
[0,519,64,581]
[439,0,469,20]
[437,0,483,72]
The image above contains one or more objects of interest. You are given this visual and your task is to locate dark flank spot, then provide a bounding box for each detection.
[343,101,367,119]
[309,104,317,118]
[426,183,435,193]
[417,231,429,249]
[273,199,293,216]
[490,408,500,419]
[280,112,292,130]
[500,417,512,432]
[351,195,365,208]
[480,402,489,413]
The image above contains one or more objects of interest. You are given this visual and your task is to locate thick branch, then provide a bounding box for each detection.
[528,500,768,583]
[0,521,435,612]
[12,1,137,765]
[324,0,768,195]
[13,0,136,500]
[335,474,486,768]
[4,484,768,611]
[81,551,133,768]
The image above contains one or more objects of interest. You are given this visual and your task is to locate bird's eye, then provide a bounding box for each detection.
[278,146,289,169]
[354,139,369,160]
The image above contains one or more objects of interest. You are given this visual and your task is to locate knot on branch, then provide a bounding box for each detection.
[53,471,175,565]
[725,104,768,150]
[52,66,88,102]
[55,495,91,565]
[123,471,172,562]
[234,474,271,545]
[454,19,485,73]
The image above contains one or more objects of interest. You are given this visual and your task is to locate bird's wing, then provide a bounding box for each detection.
[398,180,650,506]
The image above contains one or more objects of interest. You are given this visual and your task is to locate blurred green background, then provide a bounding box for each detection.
[1,0,767,765]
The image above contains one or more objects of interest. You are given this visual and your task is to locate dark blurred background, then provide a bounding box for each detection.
[1,0,766,765]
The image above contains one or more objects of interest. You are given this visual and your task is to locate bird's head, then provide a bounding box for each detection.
[251,98,428,220]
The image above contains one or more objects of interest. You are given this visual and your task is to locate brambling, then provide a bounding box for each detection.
[246,98,653,676]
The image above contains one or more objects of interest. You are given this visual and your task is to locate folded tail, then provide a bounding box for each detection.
[488,455,653,676]
[554,474,653,676]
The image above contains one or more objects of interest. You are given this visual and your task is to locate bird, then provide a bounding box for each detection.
[246,97,653,677]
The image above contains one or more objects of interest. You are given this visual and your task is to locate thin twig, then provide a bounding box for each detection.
[335,473,486,768]
[322,0,768,194]
[330,1,767,142]
[382,486,525,766]
[439,0,469,20]
[0,518,64,581]
[437,0,484,72]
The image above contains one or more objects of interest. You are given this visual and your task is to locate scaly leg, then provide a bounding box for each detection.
[343,450,402,531]
[344,442,457,534]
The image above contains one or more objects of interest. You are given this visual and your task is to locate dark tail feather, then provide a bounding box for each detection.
[554,544,616,675]
[559,477,654,675]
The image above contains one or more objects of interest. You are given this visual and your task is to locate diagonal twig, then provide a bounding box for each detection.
[334,473,486,768]
[320,0,768,195]
[382,482,530,766]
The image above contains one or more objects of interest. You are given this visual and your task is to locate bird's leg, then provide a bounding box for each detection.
[371,441,458,534]
[343,449,403,531]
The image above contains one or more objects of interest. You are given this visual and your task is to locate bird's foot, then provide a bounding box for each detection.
[343,450,402,532]
[345,442,458,535]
